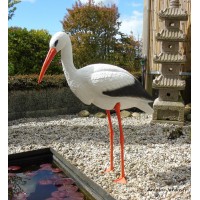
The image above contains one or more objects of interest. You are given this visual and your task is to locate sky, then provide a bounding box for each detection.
[8,0,144,38]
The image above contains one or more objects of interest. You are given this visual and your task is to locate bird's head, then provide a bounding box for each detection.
[38,31,70,84]
[49,32,70,52]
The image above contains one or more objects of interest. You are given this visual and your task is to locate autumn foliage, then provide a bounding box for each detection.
[62,0,142,72]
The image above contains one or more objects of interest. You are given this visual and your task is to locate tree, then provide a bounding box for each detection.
[8,0,21,20]
[115,32,142,72]
[62,0,121,68]
[62,0,142,74]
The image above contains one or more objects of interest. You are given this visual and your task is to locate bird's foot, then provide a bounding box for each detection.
[113,176,127,184]
[105,166,114,173]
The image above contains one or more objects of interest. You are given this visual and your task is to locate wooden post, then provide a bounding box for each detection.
[143,0,152,95]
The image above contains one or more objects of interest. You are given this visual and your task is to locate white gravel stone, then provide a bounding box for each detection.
[8,114,191,200]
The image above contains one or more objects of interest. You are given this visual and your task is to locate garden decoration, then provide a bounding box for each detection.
[38,32,153,184]
[152,0,188,125]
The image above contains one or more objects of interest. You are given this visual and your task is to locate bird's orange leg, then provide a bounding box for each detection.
[114,103,127,184]
[105,110,114,172]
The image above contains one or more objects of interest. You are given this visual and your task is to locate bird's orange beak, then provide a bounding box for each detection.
[38,48,57,84]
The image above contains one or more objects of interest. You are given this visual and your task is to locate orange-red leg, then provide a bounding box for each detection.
[114,103,127,184]
[105,110,114,172]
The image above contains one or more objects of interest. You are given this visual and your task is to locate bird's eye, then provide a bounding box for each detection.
[54,40,58,47]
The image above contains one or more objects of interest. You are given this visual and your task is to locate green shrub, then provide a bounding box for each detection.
[8,27,63,75]
[8,71,142,91]
[8,74,68,91]
[8,63,15,76]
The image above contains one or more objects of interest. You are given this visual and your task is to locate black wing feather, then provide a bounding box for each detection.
[102,79,153,101]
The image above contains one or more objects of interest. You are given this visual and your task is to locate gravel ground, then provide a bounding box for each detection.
[8,113,191,200]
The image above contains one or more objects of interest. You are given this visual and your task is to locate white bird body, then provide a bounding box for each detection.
[38,32,154,184]
[58,38,153,112]
[65,63,152,112]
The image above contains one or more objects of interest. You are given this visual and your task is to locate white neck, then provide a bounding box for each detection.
[61,42,77,81]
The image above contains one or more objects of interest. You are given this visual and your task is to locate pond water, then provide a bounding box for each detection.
[8,162,85,200]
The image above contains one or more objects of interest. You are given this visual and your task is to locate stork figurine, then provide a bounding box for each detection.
[38,32,153,184]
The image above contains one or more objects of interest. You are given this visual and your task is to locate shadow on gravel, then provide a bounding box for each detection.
[152,165,191,187]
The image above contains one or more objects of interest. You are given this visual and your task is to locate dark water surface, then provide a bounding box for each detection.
[8,162,85,200]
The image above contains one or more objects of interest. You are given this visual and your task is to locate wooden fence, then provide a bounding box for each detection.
[143,0,191,72]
